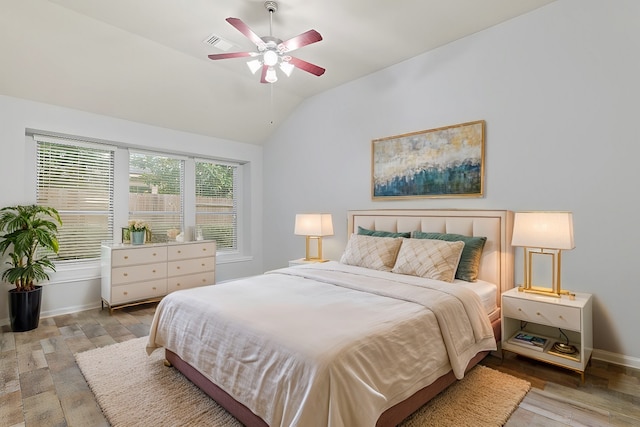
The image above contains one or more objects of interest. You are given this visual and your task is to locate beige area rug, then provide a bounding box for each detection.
[76,337,530,427]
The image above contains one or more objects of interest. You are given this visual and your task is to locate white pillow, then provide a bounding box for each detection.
[340,234,403,271]
[391,238,465,282]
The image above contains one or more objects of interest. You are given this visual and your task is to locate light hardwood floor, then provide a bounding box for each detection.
[1,304,638,426]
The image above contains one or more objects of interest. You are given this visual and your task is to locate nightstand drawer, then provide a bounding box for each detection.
[503,296,581,331]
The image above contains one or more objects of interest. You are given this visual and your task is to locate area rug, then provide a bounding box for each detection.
[76,337,530,426]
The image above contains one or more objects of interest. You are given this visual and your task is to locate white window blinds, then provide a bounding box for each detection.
[129,151,184,241]
[195,159,238,252]
[34,135,114,261]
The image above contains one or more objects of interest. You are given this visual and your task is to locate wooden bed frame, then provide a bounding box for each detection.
[165,209,514,427]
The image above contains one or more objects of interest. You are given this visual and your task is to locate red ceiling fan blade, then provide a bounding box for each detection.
[260,65,269,84]
[208,52,253,60]
[226,17,266,48]
[280,29,322,52]
[288,57,325,76]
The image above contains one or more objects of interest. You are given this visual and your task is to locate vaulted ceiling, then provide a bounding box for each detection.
[0,0,554,144]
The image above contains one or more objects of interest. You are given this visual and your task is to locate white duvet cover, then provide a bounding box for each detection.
[147,261,496,427]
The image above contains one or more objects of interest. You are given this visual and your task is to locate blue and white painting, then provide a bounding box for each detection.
[372,121,485,199]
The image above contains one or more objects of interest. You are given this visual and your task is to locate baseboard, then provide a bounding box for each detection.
[0,302,103,327]
[592,349,640,370]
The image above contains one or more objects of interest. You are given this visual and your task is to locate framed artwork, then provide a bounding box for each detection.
[121,227,130,244]
[372,120,485,199]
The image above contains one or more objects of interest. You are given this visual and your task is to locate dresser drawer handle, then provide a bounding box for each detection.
[123,291,128,296]
[201,263,205,267]
[177,250,182,254]
[152,269,156,273]
[518,308,522,312]
[176,283,181,287]
[202,278,206,282]
[124,256,129,260]
[123,273,128,277]
[152,287,156,290]
[202,248,207,251]
[537,312,541,316]
[153,253,157,256]
[177,266,181,269]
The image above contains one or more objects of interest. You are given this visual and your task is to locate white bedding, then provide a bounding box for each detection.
[147,261,496,427]
[454,279,498,315]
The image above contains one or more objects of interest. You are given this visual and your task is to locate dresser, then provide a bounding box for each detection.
[101,240,216,312]
[501,287,593,381]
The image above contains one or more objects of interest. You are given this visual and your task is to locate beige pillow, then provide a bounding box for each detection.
[340,234,403,271]
[391,238,465,282]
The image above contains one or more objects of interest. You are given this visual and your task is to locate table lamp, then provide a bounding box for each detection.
[294,213,333,261]
[511,211,575,297]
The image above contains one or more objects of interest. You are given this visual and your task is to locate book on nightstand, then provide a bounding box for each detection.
[508,331,551,352]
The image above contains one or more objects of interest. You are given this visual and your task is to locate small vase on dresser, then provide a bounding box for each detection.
[131,230,145,245]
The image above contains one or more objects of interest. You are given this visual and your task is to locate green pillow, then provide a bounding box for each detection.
[358,226,410,239]
[411,231,487,282]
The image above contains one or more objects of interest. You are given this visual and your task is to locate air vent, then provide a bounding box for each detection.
[203,33,235,52]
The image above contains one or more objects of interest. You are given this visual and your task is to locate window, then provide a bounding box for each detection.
[31,133,245,263]
[129,151,184,241]
[195,159,239,252]
[34,135,114,261]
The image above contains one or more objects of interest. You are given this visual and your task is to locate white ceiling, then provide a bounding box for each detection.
[0,0,554,144]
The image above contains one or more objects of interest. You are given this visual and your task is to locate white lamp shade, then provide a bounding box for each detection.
[294,214,334,237]
[511,211,575,250]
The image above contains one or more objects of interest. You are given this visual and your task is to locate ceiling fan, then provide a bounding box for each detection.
[207,1,325,84]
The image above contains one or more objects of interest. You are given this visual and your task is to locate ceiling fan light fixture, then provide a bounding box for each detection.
[265,66,278,83]
[263,50,279,67]
[207,1,324,84]
[280,61,294,77]
[247,59,262,74]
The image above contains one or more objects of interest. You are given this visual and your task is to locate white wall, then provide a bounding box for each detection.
[0,94,264,322]
[263,0,640,366]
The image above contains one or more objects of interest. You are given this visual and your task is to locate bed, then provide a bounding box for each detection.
[146,209,514,427]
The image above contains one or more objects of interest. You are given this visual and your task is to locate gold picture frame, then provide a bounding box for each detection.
[372,120,485,199]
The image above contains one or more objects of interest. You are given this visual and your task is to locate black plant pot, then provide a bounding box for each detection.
[9,286,43,332]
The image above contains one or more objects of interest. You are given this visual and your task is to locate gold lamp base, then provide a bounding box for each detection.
[304,236,329,262]
[518,285,575,299]
[518,247,575,299]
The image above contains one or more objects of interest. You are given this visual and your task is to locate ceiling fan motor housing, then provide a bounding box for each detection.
[264,1,278,13]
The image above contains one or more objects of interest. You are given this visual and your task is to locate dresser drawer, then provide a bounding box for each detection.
[167,257,215,277]
[110,279,167,304]
[168,241,216,260]
[111,246,167,267]
[503,296,581,331]
[111,262,167,285]
[167,271,215,292]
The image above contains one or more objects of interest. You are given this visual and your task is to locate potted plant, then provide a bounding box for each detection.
[0,205,61,332]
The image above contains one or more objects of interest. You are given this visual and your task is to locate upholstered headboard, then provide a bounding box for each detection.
[347,209,514,307]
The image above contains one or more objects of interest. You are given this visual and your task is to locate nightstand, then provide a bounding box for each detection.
[288,258,327,266]
[501,287,593,382]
